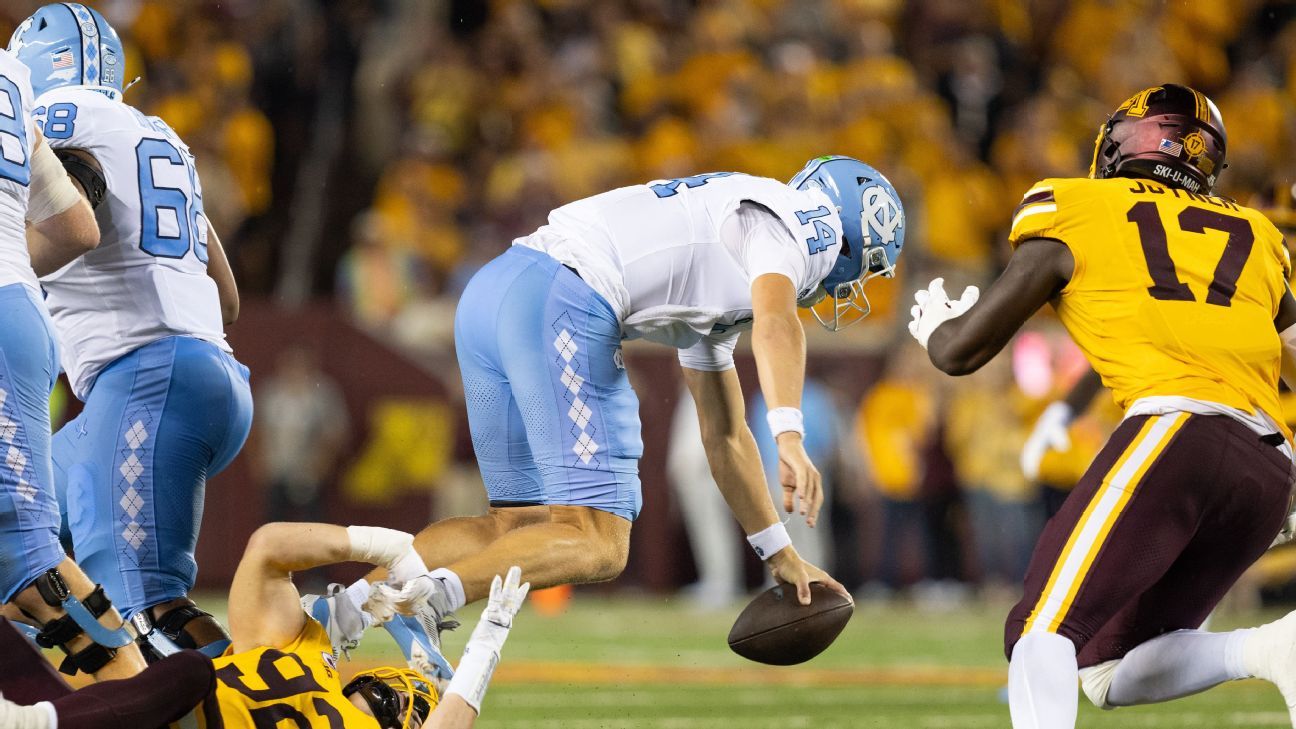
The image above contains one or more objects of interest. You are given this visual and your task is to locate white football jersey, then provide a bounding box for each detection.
[515,173,842,368]
[35,86,229,398]
[0,52,36,292]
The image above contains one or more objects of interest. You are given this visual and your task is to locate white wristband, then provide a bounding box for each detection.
[766,407,804,439]
[345,525,414,568]
[446,639,502,715]
[746,522,792,560]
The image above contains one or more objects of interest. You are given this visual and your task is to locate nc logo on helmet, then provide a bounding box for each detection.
[862,185,903,245]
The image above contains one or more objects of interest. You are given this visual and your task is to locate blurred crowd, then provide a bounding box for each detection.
[333,0,1296,344]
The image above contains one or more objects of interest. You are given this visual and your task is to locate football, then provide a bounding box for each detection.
[727,583,854,665]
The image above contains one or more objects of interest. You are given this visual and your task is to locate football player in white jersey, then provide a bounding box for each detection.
[310,157,906,669]
[0,36,154,679]
[9,4,252,662]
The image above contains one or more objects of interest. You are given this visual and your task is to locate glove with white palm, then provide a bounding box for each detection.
[907,277,980,349]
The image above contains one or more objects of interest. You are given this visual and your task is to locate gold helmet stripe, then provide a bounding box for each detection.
[1191,87,1210,123]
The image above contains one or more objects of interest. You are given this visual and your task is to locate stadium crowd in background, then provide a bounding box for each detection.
[14,0,1293,603]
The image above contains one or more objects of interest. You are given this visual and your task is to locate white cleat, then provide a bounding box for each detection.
[1245,612,1296,725]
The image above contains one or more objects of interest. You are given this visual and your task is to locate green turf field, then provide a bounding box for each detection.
[312,594,1292,728]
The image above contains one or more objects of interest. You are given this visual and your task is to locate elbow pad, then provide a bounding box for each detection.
[55,149,107,210]
[27,142,85,223]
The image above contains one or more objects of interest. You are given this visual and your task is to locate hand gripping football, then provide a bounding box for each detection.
[727,583,853,665]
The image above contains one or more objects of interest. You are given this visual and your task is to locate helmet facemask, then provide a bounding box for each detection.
[806,246,894,331]
[343,667,436,728]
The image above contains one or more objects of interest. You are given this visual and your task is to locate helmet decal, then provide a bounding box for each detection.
[862,185,903,246]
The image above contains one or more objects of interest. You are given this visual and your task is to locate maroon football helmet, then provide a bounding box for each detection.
[1089,84,1227,195]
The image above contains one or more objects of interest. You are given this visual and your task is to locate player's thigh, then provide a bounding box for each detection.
[1005,413,1204,658]
[1076,418,1293,666]
[454,249,546,506]
[0,284,63,601]
[500,263,643,521]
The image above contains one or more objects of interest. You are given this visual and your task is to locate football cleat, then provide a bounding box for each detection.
[1244,610,1296,724]
[301,583,372,658]
[382,614,457,692]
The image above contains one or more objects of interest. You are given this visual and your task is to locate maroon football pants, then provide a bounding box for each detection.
[1005,413,1293,667]
[0,618,214,728]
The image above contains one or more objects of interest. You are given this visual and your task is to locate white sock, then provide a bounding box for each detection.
[1009,631,1079,729]
[0,694,56,729]
[429,568,466,611]
[1105,629,1251,706]
[345,578,371,609]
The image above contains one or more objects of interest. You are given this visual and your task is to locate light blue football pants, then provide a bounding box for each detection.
[455,245,643,521]
[0,283,64,603]
[53,335,253,617]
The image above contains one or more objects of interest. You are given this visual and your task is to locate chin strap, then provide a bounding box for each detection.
[28,569,135,675]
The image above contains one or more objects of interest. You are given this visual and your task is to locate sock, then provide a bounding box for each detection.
[429,568,466,611]
[1008,631,1078,729]
[1104,629,1251,706]
[0,694,56,729]
[344,579,372,612]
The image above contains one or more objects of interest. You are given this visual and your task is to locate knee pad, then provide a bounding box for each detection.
[1079,659,1122,709]
[27,568,135,675]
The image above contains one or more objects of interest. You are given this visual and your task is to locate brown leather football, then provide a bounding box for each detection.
[727,583,853,665]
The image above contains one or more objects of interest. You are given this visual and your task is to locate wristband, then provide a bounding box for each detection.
[766,407,805,439]
[746,522,792,560]
[345,526,414,568]
[445,638,502,714]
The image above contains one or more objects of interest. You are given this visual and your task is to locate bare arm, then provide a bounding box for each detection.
[926,238,1074,375]
[682,366,847,602]
[682,366,781,534]
[427,696,478,728]
[749,273,824,524]
[206,221,239,325]
[226,522,353,652]
[26,135,99,276]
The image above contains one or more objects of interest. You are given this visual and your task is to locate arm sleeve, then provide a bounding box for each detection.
[678,331,740,371]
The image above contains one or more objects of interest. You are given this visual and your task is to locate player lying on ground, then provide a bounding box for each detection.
[309,156,896,667]
[0,32,150,678]
[10,4,252,660]
[908,83,1296,729]
[0,523,528,728]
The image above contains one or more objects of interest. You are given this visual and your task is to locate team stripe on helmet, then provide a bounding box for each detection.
[1191,87,1210,123]
[1020,412,1189,637]
[61,3,100,87]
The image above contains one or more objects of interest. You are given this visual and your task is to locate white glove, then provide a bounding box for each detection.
[1021,402,1074,481]
[907,277,980,349]
[446,567,530,714]
[371,573,442,617]
[363,581,402,624]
